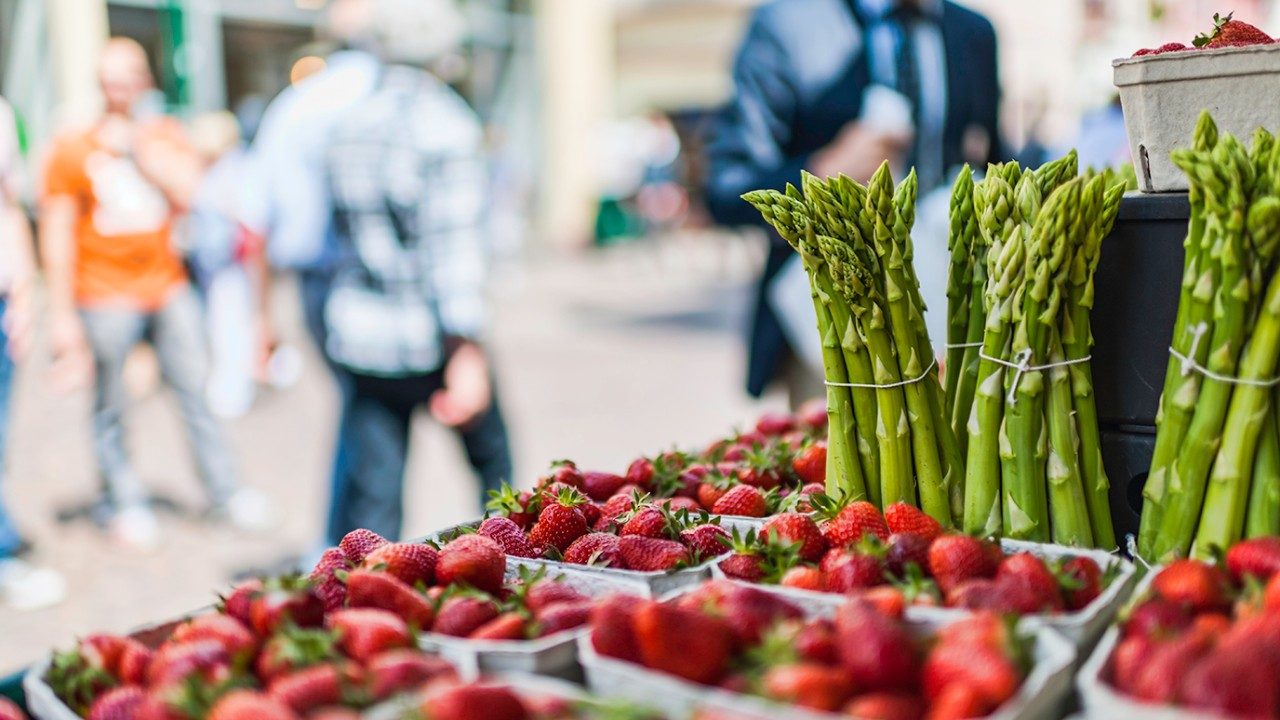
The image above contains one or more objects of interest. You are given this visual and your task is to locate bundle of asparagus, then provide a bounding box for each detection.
[1138,112,1280,561]
[950,153,1126,547]
[743,164,963,525]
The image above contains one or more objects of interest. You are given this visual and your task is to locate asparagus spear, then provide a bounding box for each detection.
[945,167,977,413]
[1245,396,1280,538]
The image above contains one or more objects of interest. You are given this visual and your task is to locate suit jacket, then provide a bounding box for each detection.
[705,0,1003,397]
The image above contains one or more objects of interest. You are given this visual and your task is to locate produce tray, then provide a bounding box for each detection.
[710,539,1136,654]
[364,672,665,720]
[578,619,1076,720]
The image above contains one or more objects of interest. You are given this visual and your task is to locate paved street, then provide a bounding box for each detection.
[0,234,783,671]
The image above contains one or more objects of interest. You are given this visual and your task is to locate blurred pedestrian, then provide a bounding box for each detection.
[39,38,272,551]
[0,96,65,610]
[705,0,1003,405]
[320,0,512,542]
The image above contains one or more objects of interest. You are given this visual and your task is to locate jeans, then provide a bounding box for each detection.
[80,286,238,510]
[324,370,513,544]
[0,299,20,557]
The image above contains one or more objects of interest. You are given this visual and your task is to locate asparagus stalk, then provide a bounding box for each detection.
[1245,395,1280,538]
[1044,320,1094,546]
[944,167,977,413]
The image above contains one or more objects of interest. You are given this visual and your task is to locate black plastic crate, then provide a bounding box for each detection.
[1099,426,1156,543]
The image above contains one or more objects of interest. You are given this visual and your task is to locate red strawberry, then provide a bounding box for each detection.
[435,535,506,594]
[1225,536,1280,583]
[711,484,767,517]
[1123,598,1193,639]
[309,548,350,611]
[718,583,805,645]
[780,566,825,591]
[267,664,350,714]
[924,683,988,720]
[528,489,589,552]
[205,690,300,720]
[817,499,889,548]
[562,532,621,567]
[658,496,702,514]
[433,596,500,637]
[469,612,528,640]
[478,517,540,559]
[1110,633,1156,692]
[254,626,339,684]
[620,507,668,538]
[634,600,733,684]
[884,532,931,578]
[248,578,325,636]
[762,512,828,562]
[579,502,603,528]
[1265,573,1280,612]
[922,642,1020,710]
[679,523,731,560]
[791,442,826,486]
[1151,559,1232,612]
[302,709,359,720]
[824,551,887,592]
[590,595,644,662]
[1057,556,1103,610]
[338,529,388,564]
[78,634,126,674]
[842,692,924,720]
[581,471,627,501]
[1181,643,1280,717]
[625,457,655,489]
[146,639,229,688]
[597,492,641,530]
[1195,11,1273,49]
[536,600,594,637]
[835,601,918,691]
[794,399,828,429]
[219,580,262,626]
[343,569,435,629]
[360,542,437,586]
[116,639,153,685]
[325,608,410,662]
[928,535,998,594]
[756,412,795,436]
[524,580,588,614]
[87,686,145,720]
[618,535,689,571]
[795,619,838,664]
[994,553,1063,612]
[1129,626,1215,703]
[486,485,541,530]
[883,502,943,542]
[719,553,765,581]
[761,663,853,711]
[419,683,530,720]
[365,649,455,701]
[170,614,257,659]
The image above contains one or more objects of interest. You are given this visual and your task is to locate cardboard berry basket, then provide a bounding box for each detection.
[577,618,1076,720]
[710,539,1137,654]
[364,672,668,720]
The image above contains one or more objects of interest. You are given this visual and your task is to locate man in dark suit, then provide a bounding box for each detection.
[706,0,1003,402]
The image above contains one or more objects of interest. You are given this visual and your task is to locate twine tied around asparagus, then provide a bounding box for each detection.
[823,358,939,390]
[1170,322,1280,388]
[977,348,1093,404]
[944,342,984,349]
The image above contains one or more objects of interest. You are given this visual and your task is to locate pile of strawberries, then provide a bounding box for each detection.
[589,579,1031,718]
[1133,12,1274,56]
[397,676,664,720]
[1106,536,1280,717]
[719,501,1107,616]
[41,528,599,720]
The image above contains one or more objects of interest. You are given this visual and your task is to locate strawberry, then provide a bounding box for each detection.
[325,608,410,662]
[735,457,783,490]
[883,502,943,542]
[477,516,541,559]
[1057,556,1103,610]
[205,690,300,720]
[469,612,528,640]
[842,692,924,720]
[365,649,455,700]
[170,614,257,660]
[1225,536,1280,583]
[267,664,350,714]
[761,663,854,711]
[824,550,887,592]
[994,553,1063,612]
[360,542,437,586]
[633,600,733,684]
[433,595,500,637]
[1123,598,1193,639]
[790,619,837,665]
[835,600,919,691]
[794,399,828,430]
[309,548,350,611]
[696,474,734,511]
[590,595,645,662]
[1151,559,1232,612]
[146,639,230,688]
[791,442,826,486]
[717,583,804,645]
[928,535,998,594]
[248,577,325,636]
[780,566,825,591]
[116,639,152,685]
[255,626,339,684]
[597,490,642,528]
[711,484,767,517]
[719,553,766,581]
[485,485,541,530]
[756,412,795,436]
[1194,11,1273,48]
[762,512,827,562]
[884,532,931,579]
[580,471,627,501]
[86,686,145,720]
[618,535,689,571]
[815,498,889,548]
[343,569,434,629]
[1182,643,1280,717]
[536,600,594,637]
[924,683,988,720]
[679,523,731,560]
[861,586,907,619]
[528,488,589,552]
[1110,633,1155,692]
[419,683,530,720]
[620,507,668,538]
[338,529,388,564]
[219,580,262,626]
[1129,626,1215,703]
[1266,573,1280,612]
[523,579,588,614]
[539,459,585,490]
[922,642,1020,710]
[78,634,126,674]
[562,532,621,567]
[625,457,656,489]
[793,482,826,513]
[435,535,506,594]
[657,496,702,514]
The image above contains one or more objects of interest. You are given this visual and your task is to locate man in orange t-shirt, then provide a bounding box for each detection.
[39,38,271,550]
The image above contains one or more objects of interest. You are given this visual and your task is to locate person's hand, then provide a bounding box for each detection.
[429,342,492,429]
[48,311,93,392]
[810,121,912,182]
